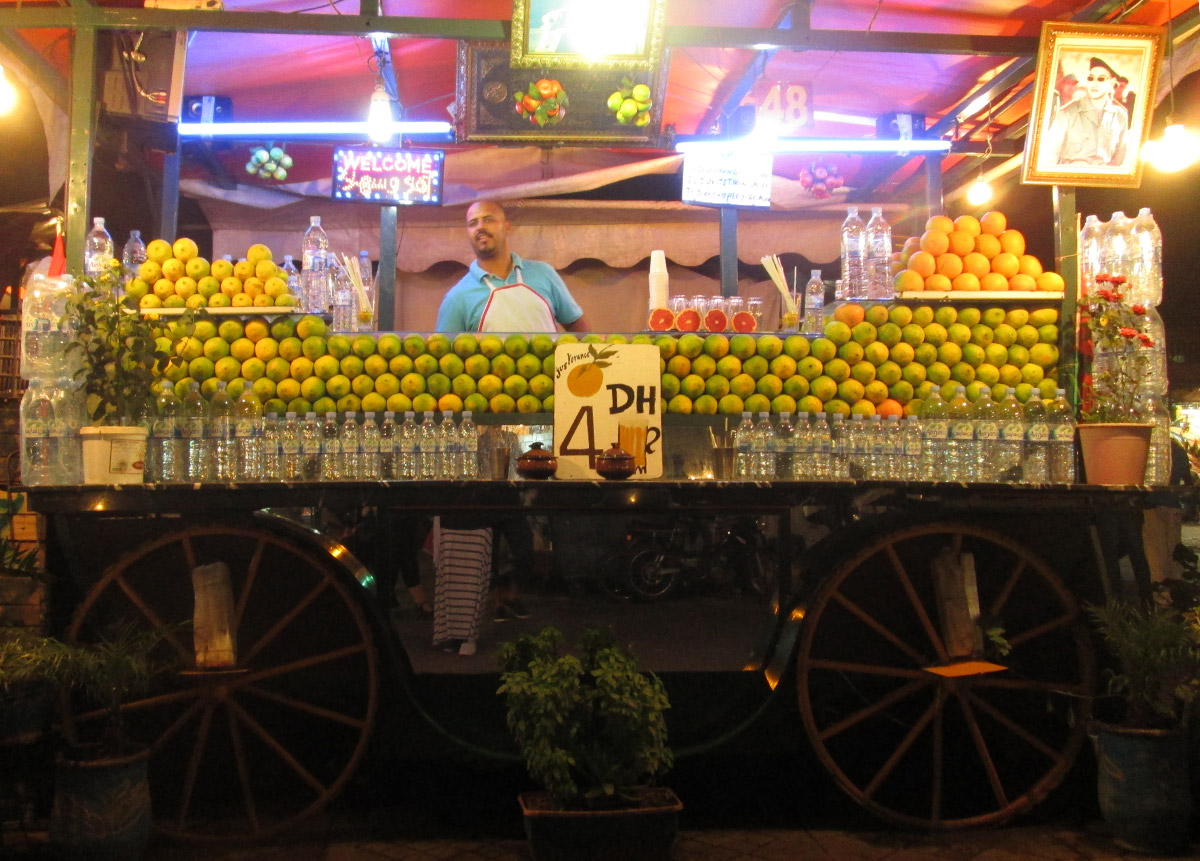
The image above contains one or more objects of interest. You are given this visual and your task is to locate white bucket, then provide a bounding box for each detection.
[79,426,147,485]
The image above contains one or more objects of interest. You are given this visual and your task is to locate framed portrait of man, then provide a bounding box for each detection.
[510,0,667,71]
[1022,22,1165,188]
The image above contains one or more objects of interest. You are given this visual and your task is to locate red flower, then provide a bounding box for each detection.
[1096,273,1112,283]
[1139,334,1155,346]
[1132,304,1146,315]
[1110,275,1127,285]
[1119,327,1138,338]
[1096,288,1120,302]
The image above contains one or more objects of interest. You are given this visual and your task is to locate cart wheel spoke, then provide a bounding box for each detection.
[239,579,330,666]
[233,537,267,634]
[226,702,259,834]
[241,683,366,729]
[112,573,193,663]
[227,698,326,796]
[73,686,205,725]
[797,521,1096,828]
[234,642,368,687]
[148,698,206,755]
[177,703,216,830]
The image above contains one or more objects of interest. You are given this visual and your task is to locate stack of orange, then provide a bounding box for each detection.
[891,211,1065,294]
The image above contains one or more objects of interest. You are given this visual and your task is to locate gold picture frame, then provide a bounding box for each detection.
[510,0,667,71]
[1021,22,1165,188]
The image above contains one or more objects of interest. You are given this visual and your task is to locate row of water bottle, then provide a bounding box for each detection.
[299,216,375,331]
[1079,208,1162,307]
[147,382,481,483]
[838,206,892,302]
[726,387,1076,484]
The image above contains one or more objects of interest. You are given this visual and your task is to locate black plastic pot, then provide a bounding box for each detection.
[519,788,681,861]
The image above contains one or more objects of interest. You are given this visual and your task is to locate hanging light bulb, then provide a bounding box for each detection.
[966,171,993,206]
[0,65,18,115]
[366,81,394,144]
[1144,120,1200,173]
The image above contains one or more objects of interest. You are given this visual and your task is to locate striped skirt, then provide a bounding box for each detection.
[433,523,493,646]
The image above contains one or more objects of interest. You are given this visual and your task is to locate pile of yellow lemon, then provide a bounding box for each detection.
[892,212,1065,294]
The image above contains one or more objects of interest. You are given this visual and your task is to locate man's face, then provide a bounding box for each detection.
[1084,65,1115,105]
[466,202,509,260]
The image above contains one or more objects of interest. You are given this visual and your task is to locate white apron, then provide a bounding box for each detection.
[478,265,556,332]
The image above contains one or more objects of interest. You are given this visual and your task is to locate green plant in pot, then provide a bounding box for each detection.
[497,626,679,861]
[0,621,175,860]
[1086,596,1200,855]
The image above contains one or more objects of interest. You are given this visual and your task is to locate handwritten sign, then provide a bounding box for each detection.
[681,150,773,209]
[553,343,662,479]
[331,147,444,206]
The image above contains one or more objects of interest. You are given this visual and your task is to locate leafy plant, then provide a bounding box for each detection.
[0,621,176,757]
[65,265,173,425]
[1081,274,1157,423]
[497,626,672,808]
[1086,597,1200,728]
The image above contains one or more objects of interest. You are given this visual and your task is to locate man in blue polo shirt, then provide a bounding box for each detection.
[435,200,589,333]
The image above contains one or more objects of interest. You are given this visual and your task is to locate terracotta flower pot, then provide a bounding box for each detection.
[1078,422,1151,485]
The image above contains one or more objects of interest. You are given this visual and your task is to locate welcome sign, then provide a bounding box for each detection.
[552,343,662,479]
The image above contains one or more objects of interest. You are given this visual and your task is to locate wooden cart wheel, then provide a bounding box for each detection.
[64,515,379,842]
[796,521,1095,829]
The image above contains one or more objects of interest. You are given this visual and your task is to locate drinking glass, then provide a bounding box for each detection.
[746,298,764,329]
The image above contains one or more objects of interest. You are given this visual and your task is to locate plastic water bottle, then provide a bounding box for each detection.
[21,274,78,381]
[83,217,114,280]
[840,206,866,300]
[845,414,868,478]
[1141,393,1171,486]
[233,389,264,480]
[1047,389,1076,483]
[753,412,776,479]
[360,412,381,480]
[121,230,146,285]
[733,412,755,479]
[901,415,922,481]
[151,384,183,482]
[303,252,329,315]
[210,381,235,481]
[48,380,83,485]
[944,386,974,482]
[262,413,281,480]
[1101,211,1133,282]
[1079,214,1104,296]
[865,207,893,300]
[1129,208,1163,307]
[302,215,329,270]
[378,411,398,480]
[812,413,833,480]
[438,411,459,479]
[399,411,419,479]
[1142,306,1168,396]
[802,270,825,335]
[281,255,301,307]
[774,412,794,480]
[790,412,811,479]
[331,265,355,332]
[865,415,885,479]
[20,381,53,485]
[339,411,362,478]
[321,412,342,481]
[971,391,999,482]
[280,412,302,481]
[459,411,479,479]
[1021,394,1050,484]
[417,411,439,480]
[919,389,948,481]
[182,381,209,482]
[300,412,322,480]
[882,414,902,480]
[995,387,1025,483]
[829,413,849,479]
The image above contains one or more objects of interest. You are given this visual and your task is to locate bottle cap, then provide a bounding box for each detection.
[364,412,374,420]
[286,412,296,419]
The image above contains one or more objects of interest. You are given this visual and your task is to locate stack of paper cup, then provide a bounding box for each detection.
[649,249,669,311]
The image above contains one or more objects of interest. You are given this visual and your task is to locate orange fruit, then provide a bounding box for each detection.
[908,250,937,278]
[1008,273,1037,292]
[920,230,950,256]
[979,210,1007,236]
[947,230,975,257]
[962,252,990,279]
[877,398,904,417]
[902,235,921,254]
[1036,271,1066,293]
[991,252,1019,278]
[925,214,955,234]
[936,253,963,279]
[974,233,1001,260]
[999,229,1026,257]
[953,214,982,237]
[832,303,866,326]
[952,272,981,292]
[894,270,924,293]
[980,272,1009,291]
[1017,254,1043,278]
[924,273,953,292]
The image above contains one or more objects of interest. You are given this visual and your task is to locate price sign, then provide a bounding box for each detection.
[681,150,773,209]
[553,343,662,479]
[740,81,814,130]
[331,147,444,206]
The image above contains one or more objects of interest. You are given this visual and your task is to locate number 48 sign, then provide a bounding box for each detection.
[553,343,663,479]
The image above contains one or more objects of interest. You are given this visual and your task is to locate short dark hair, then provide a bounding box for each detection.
[1089,57,1119,79]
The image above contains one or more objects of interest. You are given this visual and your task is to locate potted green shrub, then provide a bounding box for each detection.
[497,626,678,861]
[0,621,173,860]
[65,266,172,483]
[1087,596,1200,855]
